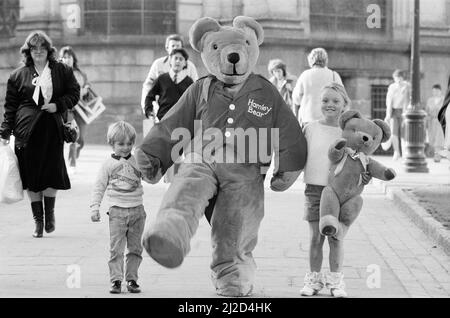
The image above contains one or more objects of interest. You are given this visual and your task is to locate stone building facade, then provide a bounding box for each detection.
[1,0,449,144]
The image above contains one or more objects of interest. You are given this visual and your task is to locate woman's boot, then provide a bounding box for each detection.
[31,201,44,238]
[44,196,55,233]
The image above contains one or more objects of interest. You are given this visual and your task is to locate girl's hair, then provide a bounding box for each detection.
[59,46,80,71]
[107,121,137,146]
[20,30,58,66]
[267,59,287,77]
[307,48,328,68]
[322,82,351,108]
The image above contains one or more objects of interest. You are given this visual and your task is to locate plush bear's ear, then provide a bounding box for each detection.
[233,16,264,46]
[339,110,362,130]
[373,119,391,143]
[189,17,221,53]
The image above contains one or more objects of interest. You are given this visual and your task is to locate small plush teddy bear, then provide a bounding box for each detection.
[319,110,396,240]
[135,16,307,297]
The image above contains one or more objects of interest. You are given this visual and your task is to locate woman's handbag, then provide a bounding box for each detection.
[61,113,79,143]
[0,143,24,204]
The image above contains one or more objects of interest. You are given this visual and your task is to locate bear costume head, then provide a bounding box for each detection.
[189,16,264,86]
[339,110,391,155]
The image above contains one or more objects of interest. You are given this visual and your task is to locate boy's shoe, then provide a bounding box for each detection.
[326,272,347,298]
[300,272,324,296]
[110,280,122,294]
[127,280,141,293]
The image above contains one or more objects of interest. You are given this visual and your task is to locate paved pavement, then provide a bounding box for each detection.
[0,145,449,298]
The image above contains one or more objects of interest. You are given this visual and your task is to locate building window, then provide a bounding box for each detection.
[371,84,392,154]
[310,0,387,37]
[0,0,19,38]
[371,84,388,120]
[83,0,176,36]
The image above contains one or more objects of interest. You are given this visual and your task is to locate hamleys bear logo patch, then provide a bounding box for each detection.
[247,98,272,118]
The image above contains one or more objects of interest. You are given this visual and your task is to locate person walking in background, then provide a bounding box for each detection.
[438,75,450,166]
[60,46,90,174]
[267,59,296,111]
[425,84,445,162]
[0,31,80,238]
[384,70,411,161]
[90,121,146,294]
[140,34,198,136]
[144,48,194,183]
[292,48,343,126]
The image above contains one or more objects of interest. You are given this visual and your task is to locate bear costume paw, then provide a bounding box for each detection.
[142,221,187,268]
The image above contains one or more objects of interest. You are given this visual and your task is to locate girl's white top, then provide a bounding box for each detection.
[303,121,342,186]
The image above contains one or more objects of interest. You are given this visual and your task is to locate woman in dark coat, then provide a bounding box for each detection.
[0,31,80,238]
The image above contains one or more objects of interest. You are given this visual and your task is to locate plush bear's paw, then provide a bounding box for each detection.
[322,225,337,237]
[335,139,347,150]
[319,215,340,237]
[142,228,185,268]
[384,168,396,181]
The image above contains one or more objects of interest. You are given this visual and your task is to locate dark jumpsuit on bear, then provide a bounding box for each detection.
[139,73,307,295]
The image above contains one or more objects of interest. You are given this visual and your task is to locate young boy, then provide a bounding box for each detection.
[144,47,194,121]
[90,121,146,294]
[144,48,194,182]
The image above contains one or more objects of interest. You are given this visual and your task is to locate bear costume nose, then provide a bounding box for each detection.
[227,52,240,64]
[362,135,369,142]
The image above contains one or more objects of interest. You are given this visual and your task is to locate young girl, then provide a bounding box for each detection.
[300,83,369,298]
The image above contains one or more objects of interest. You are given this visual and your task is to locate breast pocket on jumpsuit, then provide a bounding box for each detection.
[244,95,274,129]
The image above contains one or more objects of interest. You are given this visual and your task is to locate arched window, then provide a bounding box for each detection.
[0,0,19,38]
[83,0,176,36]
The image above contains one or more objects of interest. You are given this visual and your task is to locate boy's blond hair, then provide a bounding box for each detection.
[322,82,351,109]
[107,121,136,146]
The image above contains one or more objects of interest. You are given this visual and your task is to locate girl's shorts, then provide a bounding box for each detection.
[304,184,325,222]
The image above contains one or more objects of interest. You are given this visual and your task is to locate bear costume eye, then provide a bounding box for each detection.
[246,40,250,45]
[213,44,218,50]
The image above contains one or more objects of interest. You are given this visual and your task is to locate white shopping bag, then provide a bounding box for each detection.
[0,144,24,204]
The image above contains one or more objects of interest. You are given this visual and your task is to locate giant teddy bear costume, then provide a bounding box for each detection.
[319,110,396,240]
[135,16,307,296]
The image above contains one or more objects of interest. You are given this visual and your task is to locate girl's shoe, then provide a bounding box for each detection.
[300,272,324,296]
[326,272,347,298]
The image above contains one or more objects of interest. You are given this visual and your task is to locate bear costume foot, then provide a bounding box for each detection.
[142,223,186,268]
[215,282,253,297]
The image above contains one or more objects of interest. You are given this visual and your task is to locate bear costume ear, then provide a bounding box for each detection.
[373,119,392,143]
[339,110,362,130]
[189,17,222,53]
[233,16,264,46]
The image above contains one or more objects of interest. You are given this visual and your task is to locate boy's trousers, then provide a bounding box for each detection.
[108,205,146,283]
[146,153,265,296]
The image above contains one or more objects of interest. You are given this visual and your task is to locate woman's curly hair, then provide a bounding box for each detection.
[20,30,58,66]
